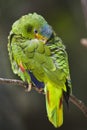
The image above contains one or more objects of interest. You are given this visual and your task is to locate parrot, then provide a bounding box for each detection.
[8,13,72,127]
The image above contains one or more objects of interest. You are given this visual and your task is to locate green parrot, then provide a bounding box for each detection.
[8,13,72,127]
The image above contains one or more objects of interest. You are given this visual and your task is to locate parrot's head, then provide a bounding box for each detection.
[12,13,53,43]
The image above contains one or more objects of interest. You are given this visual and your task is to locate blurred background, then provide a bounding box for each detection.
[0,0,87,129]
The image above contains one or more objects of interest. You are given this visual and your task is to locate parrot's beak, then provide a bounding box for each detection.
[35,33,47,43]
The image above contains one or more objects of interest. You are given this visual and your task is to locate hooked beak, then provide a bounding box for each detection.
[35,33,47,43]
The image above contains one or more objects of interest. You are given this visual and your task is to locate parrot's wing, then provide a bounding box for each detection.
[48,36,72,103]
[8,33,31,83]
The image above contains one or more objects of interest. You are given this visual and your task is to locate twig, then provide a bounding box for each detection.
[0,78,43,92]
[0,78,27,88]
[81,0,87,47]
[0,77,87,118]
[69,94,87,117]
[81,0,87,28]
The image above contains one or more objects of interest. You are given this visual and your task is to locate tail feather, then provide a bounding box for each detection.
[45,83,63,127]
[49,102,63,127]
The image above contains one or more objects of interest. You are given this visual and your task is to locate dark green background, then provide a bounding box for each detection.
[0,0,87,129]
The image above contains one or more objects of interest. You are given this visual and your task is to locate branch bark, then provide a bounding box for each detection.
[0,77,87,117]
[70,94,87,117]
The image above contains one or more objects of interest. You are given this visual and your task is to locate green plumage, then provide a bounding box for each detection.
[8,13,72,127]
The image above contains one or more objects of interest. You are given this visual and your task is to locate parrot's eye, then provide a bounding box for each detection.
[34,29,38,34]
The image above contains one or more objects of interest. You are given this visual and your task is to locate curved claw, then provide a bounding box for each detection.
[25,83,32,92]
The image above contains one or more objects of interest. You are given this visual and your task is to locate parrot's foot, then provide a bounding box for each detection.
[35,87,44,94]
[25,83,32,92]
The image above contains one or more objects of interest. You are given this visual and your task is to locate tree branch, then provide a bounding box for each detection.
[81,0,87,47]
[81,0,87,28]
[0,77,87,117]
[69,94,87,117]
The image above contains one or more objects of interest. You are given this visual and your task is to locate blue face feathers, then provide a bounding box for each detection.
[40,24,53,39]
